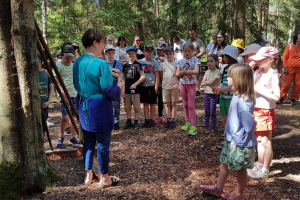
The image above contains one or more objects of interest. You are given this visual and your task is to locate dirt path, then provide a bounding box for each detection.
[29,96,300,200]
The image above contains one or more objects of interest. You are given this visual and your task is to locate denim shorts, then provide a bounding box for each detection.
[59,96,77,116]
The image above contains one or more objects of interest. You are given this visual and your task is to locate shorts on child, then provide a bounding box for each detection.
[59,96,77,116]
[219,95,232,115]
[254,108,275,131]
[162,88,179,103]
[140,86,157,104]
[220,140,255,171]
[124,94,141,113]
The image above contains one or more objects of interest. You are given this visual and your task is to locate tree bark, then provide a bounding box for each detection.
[41,0,47,43]
[234,0,246,40]
[257,0,263,41]
[262,0,269,39]
[294,0,300,34]
[136,0,144,41]
[169,0,178,45]
[0,0,49,196]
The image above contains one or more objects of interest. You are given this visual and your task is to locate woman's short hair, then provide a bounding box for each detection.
[82,29,105,48]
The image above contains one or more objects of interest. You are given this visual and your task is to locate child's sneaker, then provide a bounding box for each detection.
[216,141,225,149]
[123,120,133,129]
[155,117,163,124]
[141,119,149,128]
[164,119,171,128]
[247,164,263,176]
[147,119,155,128]
[163,118,168,124]
[114,122,120,130]
[248,168,269,179]
[181,123,191,131]
[56,137,64,148]
[188,126,197,135]
[133,120,139,130]
[169,120,177,128]
[64,127,71,136]
[70,137,82,147]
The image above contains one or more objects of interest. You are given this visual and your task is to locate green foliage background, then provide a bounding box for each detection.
[35,0,300,54]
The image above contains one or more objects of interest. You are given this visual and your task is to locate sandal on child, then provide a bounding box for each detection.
[200,184,223,198]
[222,191,244,200]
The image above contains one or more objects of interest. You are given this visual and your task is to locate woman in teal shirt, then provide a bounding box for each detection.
[73,29,120,187]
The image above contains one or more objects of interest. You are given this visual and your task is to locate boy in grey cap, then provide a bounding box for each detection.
[53,44,81,148]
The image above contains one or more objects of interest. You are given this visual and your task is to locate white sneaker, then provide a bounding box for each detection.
[47,121,54,127]
[248,169,269,179]
[48,104,54,109]
[247,164,262,175]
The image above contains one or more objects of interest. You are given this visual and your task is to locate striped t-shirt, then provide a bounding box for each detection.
[220,65,233,99]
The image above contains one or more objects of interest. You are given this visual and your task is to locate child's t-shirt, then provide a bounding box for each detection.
[203,69,220,94]
[122,61,143,94]
[107,60,122,86]
[225,94,257,147]
[39,69,53,104]
[220,65,234,99]
[140,58,160,87]
[159,61,179,89]
[53,60,77,97]
[177,58,201,85]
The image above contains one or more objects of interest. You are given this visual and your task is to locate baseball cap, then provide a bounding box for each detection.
[249,46,279,61]
[156,41,167,50]
[144,44,154,52]
[164,46,174,52]
[55,52,61,57]
[61,44,75,57]
[105,45,116,52]
[231,39,245,50]
[239,44,262,56]
[219,45,239,61]
[126,46,137,52]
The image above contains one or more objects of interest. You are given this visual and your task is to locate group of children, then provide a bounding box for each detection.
[40,34,283,199]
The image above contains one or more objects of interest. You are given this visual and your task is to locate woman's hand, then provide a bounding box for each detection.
[42,101,50,108]
[213,87,221,94]
[282,66,289,75]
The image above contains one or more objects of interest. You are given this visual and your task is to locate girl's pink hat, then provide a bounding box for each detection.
[249,46,280,61]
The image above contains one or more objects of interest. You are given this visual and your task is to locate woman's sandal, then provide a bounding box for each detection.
[99,176,120,188]
[222,191,244,200]
[200,184,223,198]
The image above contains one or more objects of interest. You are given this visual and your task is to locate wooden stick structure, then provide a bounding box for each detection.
[41,104,53,151]
[35,20,79,135]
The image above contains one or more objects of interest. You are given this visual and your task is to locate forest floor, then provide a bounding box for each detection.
[28,94,300,200]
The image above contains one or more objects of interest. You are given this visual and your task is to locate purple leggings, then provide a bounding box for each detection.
[204,93,218,130]
[179,84,196,126]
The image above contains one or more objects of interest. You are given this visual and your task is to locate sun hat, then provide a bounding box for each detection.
[156,41,167,50]
[249,46,279,61]
[105,45,116,52]
[231,39,245,50]
[126,46,137,52]
[219,45,239,61]
[164,46,174,52]
[61,44,75,57]
[239,44,262,56]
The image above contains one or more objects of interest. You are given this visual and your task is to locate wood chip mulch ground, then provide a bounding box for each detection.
[28,95,300,200]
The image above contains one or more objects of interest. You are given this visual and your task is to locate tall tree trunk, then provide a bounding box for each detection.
[262,0,269,39]
[41,0,47,43]
[98,0,107,10]
[0,0,49,197]
[294,0,300,34]
[257,0,263,41]
[169,0,178,45]
[136,0,144,41]
[234,0,246,40]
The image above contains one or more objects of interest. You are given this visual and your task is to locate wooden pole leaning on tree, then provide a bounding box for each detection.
[36,41,78,135]
[41,104,53,151]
